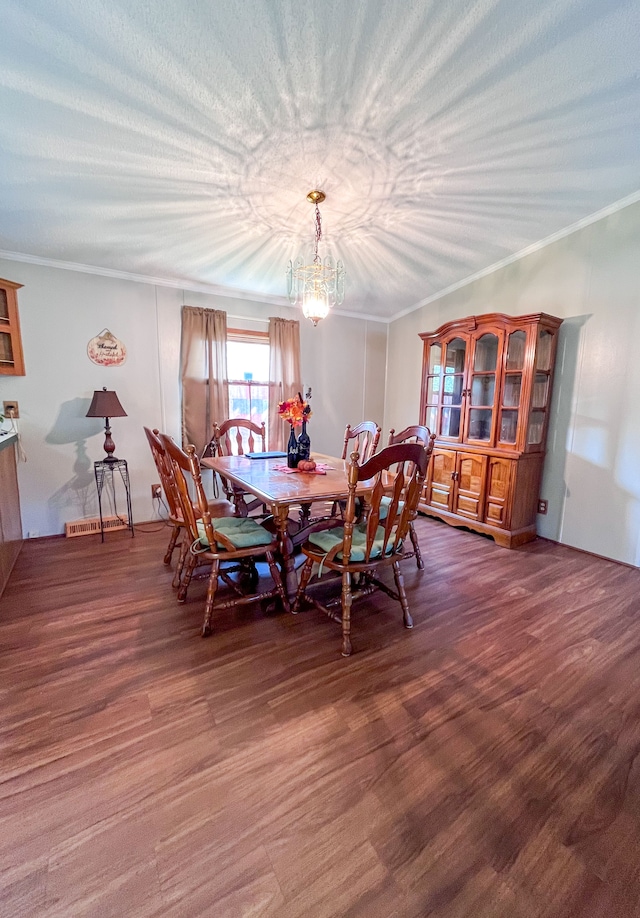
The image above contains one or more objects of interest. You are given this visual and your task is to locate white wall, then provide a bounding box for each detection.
[7,199,637,564]
[0,259,387,537]
[385,200,640,566]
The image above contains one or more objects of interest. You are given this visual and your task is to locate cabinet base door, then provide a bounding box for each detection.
[426,449,456,511]
[454,453,487,520]
[485,457,512,528]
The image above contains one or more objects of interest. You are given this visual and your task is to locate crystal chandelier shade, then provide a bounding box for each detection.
[286,191,345,326]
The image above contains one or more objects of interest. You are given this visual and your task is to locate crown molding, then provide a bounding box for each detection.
[390,190,640,324]
[328,307,388,324]
[0,249,291,305]
[0,248,389,324]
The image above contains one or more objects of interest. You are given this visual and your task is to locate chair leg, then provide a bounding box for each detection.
[393,560,413,629]
[202,559,220,637]
[177,552,196,603]
[409,522,424,570]
[231,486,249,518]
[172,535,190,588]
[164,524,180,565]
[341,571,353,657]
[293,557,315,612]
[239,558,259,591]
[266,551,290,614]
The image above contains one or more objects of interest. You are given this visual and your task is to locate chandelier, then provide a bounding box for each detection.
[286,190,345,326]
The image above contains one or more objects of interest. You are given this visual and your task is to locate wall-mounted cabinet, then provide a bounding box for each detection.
[419,312,562,547]
[0,278,25,376]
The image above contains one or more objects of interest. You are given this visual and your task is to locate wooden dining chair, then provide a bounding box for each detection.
[159,434,289,637]
[330,420,383,519]
[341,420,382,463]
[144,426,182,568]
[144,427,234,588]
[387,425,436,569]
[294,442,430,656]
[211,419,268,517]
[143,427,238,600]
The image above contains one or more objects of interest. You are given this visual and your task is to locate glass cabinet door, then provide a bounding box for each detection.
[466,332,498,442]
[423,342,441,434]
[499,329,526,444]
[527,329,555,446]
[440,337,466,438]
[0,329,14,368]
[0,281,25,376]
[0,288,12,368]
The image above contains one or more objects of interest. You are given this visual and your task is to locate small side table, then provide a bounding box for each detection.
[94,459,134,542]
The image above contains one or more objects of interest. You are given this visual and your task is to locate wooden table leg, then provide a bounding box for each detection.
[273,505,299,604]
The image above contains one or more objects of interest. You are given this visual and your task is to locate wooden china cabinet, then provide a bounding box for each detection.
[418,312,562,548]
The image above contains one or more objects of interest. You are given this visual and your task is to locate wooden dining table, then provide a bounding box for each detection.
[201,452,376,601]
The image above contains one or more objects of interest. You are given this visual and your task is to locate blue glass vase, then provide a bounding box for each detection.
[287,426,299,468]
[297,419,311,462]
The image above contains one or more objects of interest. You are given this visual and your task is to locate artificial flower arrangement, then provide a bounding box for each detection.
[278,391,312,427]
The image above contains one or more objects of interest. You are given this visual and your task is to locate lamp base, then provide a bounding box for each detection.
[103,422,118,463]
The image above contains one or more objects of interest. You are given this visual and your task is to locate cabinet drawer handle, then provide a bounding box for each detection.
[451,471,459,481]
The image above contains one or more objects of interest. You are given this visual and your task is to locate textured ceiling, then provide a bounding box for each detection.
[0,0,638,319]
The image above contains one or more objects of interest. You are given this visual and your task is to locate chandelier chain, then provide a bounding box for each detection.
[314,203,322,265]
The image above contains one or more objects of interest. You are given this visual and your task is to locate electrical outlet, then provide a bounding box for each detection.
[151,483,162,499]
[3,401,19,418]
[537,499,548,514]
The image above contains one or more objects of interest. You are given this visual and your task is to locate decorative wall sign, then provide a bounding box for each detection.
[87,329,127,367]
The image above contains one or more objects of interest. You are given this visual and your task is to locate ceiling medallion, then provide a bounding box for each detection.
[286,190,345,326]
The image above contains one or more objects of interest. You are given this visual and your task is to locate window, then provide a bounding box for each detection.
[181,308,300,455]
[227,328,270,441]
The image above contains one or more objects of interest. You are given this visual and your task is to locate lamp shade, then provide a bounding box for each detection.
[86,387,127,418]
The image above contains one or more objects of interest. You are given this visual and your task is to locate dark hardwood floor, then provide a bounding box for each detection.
[1,517,640,917]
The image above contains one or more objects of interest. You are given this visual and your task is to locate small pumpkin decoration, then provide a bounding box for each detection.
[298,459,317,472]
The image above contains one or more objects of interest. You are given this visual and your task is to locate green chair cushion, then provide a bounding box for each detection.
[197,517,273,550]
[379,495,404,520]
[309,523,393,563]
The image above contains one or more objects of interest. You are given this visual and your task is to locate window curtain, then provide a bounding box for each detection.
[268,317,302,450]
[180,305,228,455]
